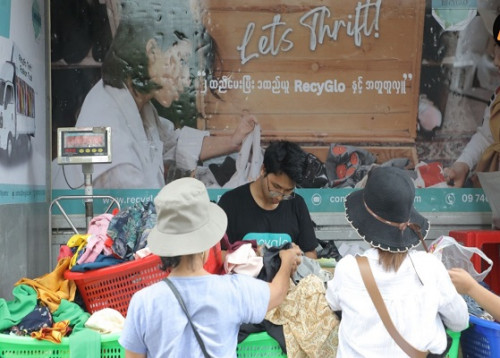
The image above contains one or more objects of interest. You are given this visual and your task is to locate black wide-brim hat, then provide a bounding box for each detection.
[345,166,430,252]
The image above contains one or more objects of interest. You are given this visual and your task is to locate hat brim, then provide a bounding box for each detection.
[345,189,430,252]
[147,202,228,257]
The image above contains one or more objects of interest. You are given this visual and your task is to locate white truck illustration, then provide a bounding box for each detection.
[0,37,35,160]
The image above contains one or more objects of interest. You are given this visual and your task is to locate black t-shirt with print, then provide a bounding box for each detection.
[217,183,318,253]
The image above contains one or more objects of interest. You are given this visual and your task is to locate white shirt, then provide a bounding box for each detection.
[325,248,468,357]
[52,80,209,189]
[457,89,497,170]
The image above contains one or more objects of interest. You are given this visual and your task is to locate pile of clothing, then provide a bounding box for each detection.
[0,257,125,356]
[0,201,161,354]
[62,201,157,272]
[224,239,340,357]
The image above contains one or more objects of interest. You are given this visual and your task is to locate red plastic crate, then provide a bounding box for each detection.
[449,230,500,295]
[64,254,169,316]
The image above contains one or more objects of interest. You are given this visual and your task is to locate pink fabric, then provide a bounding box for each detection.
[57,245,73,262]
[224,243,263,276]
[77,235,106,264]
[77,213,114,264]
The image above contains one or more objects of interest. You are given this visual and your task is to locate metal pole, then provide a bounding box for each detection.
[82,163,94,231]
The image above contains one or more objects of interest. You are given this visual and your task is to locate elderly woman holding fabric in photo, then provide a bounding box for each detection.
[445,14,500,188]
[52,0,256,190]
[119,177,302,357]
[325,166,468,357]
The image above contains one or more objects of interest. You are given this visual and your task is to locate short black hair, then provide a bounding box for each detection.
[263,141,307,184]
[160,256,180,271]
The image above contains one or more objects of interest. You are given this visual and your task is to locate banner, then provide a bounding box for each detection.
[0,0,46,204]
[52,188,492,215]
[49,0,500,214]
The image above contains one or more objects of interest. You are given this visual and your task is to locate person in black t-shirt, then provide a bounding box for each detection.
[218,141,318,258]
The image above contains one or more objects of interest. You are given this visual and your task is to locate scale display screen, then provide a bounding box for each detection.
[57,127,112,164]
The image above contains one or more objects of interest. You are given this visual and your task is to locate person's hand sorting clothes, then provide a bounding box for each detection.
[278,243,303,277]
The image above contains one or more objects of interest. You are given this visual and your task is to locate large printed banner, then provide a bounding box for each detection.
[0,0,47,204]
[50,0,498,213]
[51,0,425,191]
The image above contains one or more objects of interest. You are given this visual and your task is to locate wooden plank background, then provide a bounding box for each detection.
[197,0,425,146]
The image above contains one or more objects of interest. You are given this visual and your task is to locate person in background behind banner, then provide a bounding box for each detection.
[445,14,500,187]
[449,267,500,322]
[218,141,319,259]
[119,178,302,357]
[325,166,468,357]
[52,0,256,190]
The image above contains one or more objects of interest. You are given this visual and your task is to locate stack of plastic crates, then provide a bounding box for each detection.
[235,328,461,357]
[236,332,287,357]
[448,230,500,295]
[64,254,169,316]
[0,333,123,357]
[461,315,500,358]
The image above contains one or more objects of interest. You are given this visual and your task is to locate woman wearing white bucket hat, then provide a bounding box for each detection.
[325,166,468,357]
[119,177,302,358]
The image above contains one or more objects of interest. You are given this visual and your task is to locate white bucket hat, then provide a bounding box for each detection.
[147,177,227,257]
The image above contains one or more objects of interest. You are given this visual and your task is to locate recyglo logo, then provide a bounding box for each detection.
[31,0,41,40]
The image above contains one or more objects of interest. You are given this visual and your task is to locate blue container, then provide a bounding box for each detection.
[461,315,500,358]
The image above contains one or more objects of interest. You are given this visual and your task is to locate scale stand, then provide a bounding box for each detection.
[49,127,119,270]
[82,163,94,229]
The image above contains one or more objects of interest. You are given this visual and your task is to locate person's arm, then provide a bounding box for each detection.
[444,102,494,187]
[304,249,317,259]
[125,351,146,358]
[449,268,500,321]
[267,244,302,311]
[199,113,257,161]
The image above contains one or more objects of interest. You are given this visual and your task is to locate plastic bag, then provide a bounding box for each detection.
[223,124,263,188]
[429,235,493,282]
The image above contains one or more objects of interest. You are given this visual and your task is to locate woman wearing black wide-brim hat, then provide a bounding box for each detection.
[325,166,469,357]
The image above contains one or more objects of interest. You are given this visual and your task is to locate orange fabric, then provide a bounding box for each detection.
[15,257,76,312]
[31,320,71,343]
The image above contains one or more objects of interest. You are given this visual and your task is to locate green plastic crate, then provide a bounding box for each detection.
[0,332,123,358]
[237,331,287,357]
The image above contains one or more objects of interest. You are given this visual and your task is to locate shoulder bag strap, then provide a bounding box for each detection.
[356,256,428,358]
[164,278,211,358]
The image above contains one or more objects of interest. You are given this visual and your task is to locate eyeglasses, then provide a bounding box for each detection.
[266,176,295,200]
